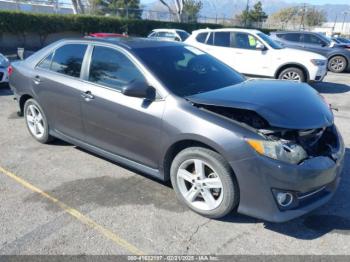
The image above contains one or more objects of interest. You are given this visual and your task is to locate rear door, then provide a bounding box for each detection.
[34,43,88,140]
[80,45,165,168]
[279,33,303,48]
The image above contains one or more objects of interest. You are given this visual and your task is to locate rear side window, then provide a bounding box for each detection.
[50,44,87,77]
[213,32,231,47]
[88,46,145,91]
[196,32,208,43]
[37,53,53,70]
[282,33,301,42]
[158,32,175,38]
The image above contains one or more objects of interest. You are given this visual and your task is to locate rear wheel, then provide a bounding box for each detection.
[278,67,305,82]
[170,147,239,218]
[328,56,347,73]
[24,98,53,143]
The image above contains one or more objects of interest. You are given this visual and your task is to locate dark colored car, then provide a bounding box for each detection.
[270,31,350,73]
[9,38,345,222]
[332,36,350,46]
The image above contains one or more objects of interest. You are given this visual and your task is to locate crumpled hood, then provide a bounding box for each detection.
[187,80,334,129]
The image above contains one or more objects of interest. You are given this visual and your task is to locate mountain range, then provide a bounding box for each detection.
[142,0,350,22]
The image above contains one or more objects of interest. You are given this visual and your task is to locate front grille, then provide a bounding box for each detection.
[0,72,4,80]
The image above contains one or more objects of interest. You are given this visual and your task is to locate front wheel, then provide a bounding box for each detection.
[24,98,53,143]
[278,67,305,82]
[328,56,347,73]
[170,147,239,219]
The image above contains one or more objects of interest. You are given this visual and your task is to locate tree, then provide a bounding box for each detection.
[249,2,267,24]
[91,0,142,18]
[71,0,85,14]
[235,1,267,27]
[304,7,327,27]
[182,0,203,22]
[159,0,202,22]
[268,6,327,29]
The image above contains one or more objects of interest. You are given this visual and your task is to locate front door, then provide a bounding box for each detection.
[202,32,270,76]
[81,45,165,168]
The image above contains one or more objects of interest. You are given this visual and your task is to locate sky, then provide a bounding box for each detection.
[140,0,350,5]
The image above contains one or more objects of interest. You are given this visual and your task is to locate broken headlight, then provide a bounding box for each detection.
[246,139,308,164]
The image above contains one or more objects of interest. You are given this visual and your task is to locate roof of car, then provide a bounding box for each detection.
[273,31,317,34]
[152,28,187,32]
[192,28,262,34]
[61,37,182,50]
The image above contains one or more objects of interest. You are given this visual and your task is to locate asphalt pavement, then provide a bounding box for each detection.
[0,73,349,255]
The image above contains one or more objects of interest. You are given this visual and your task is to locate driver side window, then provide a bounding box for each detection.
[231,33,262,50]
[88,46,145,91]
[303,34,325,46]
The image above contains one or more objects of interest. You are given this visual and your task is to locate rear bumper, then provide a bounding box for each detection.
[230,132,345,223]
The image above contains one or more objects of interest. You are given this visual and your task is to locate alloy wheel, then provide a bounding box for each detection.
[176,159,223,211]
[26,104,45,139]
[281,71,302,81]
[330,58,345,72]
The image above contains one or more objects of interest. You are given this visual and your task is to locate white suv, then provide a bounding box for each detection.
[147,29,190,42]
[185,28,327,82]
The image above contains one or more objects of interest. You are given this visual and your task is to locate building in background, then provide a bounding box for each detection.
[313,22,350,36]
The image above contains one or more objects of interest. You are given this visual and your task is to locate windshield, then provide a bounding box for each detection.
[317,34,331,45]
[133,45,245,97]
[257,33,283,49]
[331,37,340,44]
[176,31,190,41]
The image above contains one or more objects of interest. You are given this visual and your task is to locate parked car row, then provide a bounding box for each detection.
[147,28,350,77]
[9,36,345,222]
[270,31,350,73]
[185,28,327,82]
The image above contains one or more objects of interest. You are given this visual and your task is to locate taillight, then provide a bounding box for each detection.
[7,65,13,77]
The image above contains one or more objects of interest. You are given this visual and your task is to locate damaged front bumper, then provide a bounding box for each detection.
[230,130,345,223]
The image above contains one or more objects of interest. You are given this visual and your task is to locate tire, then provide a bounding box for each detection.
[278,67,305,82]
[170,147,239,219]
[24,98,53,144]
[328,56,347,73]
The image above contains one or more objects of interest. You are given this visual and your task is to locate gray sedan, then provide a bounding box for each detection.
[9,38,345,222]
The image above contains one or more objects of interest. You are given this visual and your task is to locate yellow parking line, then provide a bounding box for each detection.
[0,166,144,255]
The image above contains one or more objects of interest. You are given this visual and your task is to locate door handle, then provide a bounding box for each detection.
[81,91,94,101]
[33,75,41,84]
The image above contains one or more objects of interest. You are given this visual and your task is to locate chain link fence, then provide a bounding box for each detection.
[0,0,270,28]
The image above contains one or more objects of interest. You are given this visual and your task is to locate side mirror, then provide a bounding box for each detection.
[122,81,156,100]
[256,42,266,51]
